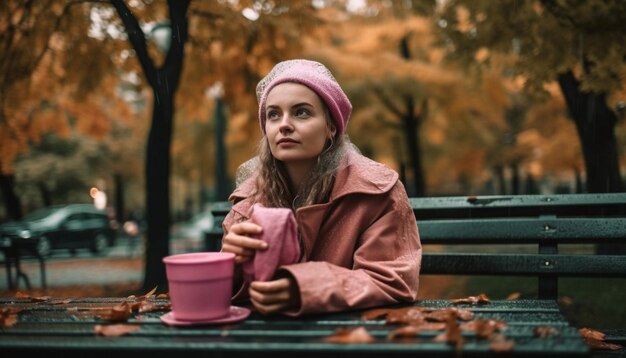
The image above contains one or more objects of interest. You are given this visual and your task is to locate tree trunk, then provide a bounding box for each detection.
[111,0,190,293]
[557,71,624,254]
[114,173,124,222]
[214,98,230,201]
[557,71,622,193]
[0,173,22,220]
[511,163,520,195]
[494,165,506,195]
[398,33,426,197]
[38,182,52,206]
[403,96,426,197]
[144,88,174,290]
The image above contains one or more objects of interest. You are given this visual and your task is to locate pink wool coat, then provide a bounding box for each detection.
[222,149,422,316]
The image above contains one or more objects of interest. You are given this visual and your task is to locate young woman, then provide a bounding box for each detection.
[221,59,422,316]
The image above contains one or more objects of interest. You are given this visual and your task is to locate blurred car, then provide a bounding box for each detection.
[0,203,117,257]
[170,209,214,253]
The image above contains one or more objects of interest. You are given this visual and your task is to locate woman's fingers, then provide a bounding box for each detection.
[221,222,266,263]
[251,300,287,315]
[249,279,292,315]
[229,222,263,235]
[220,242,255,263]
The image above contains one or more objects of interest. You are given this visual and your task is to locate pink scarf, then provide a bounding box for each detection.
[243,204,300,282]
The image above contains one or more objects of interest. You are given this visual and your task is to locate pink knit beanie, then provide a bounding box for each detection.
[256,59,352,135]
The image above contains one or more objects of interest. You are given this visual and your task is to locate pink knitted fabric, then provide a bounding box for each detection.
[256,59,352,135]
[242,204,300,282]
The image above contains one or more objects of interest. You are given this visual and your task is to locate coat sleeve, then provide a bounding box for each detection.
[280,183,422,316]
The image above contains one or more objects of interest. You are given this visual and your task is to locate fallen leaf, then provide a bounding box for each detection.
[94,324,140,336]
[489,334,515,352]
[385,307,426,325]
[15,292,51,302]
[323,326,375,343]
[582,338,623,351]
[136,286,158,300]
[534,325,560,338]
[433,309,464,352]
[449,293,490,304]
[579,328,605,341]
[0,307,20,328]
[559,296,573,306]
[460,318,507,338]
[505,292,521,300]
[579,328,624,351]
[425,307,473,322]
[137,301,171,313]
[99,301,132,322]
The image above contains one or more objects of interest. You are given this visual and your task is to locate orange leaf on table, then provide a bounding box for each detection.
[505,292,521,300]
[460,318,507,338]
[579,328,624,351]
[99,301,132,322]
[323,326,375,344]
[137,286,158,300]
[94,324,140,336]
[137,300,171,313]
[425,307,473,322]
[449,293,490,305]
[489,333,515,352]
[579,328,606,341]
[0,307,21,328]
[15,292,51,302]
[385,306,426,325]
[534,325,560,338]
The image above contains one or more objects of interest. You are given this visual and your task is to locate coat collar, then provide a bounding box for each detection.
[229,149,398,203]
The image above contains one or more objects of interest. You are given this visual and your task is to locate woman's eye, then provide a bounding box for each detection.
[295,108,311,118]
[267,111,280,120]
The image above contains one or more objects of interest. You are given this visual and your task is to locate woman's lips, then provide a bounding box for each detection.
[277,138,298,145]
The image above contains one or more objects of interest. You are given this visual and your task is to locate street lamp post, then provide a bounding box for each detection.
[206,83,229,201]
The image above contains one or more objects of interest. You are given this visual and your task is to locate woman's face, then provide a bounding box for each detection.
[264,82,335,165]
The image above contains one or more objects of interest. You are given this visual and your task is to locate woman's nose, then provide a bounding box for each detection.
[278,115,294,133]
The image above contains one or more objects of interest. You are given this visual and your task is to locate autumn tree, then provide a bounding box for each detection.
[435,0,626,193]
[0,1,122,220]
[1,0,325,291]
[305,9,510,196]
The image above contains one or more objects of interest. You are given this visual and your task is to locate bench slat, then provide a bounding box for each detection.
[418,218,626,243]
[422,253,626,276]
[410,193,626,210]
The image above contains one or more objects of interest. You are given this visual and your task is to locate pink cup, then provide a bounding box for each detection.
[163,252,235,321]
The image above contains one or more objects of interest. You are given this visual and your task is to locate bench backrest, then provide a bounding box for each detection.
[206,193,626,300]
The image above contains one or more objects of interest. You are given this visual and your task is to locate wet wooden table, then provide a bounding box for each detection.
[0,297,590,357]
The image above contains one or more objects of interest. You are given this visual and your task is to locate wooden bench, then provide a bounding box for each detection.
[0,239,47,290]
[205,193,626,355]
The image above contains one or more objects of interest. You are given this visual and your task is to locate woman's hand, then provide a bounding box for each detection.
[249,276,300,315]
[221,221,266,264]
